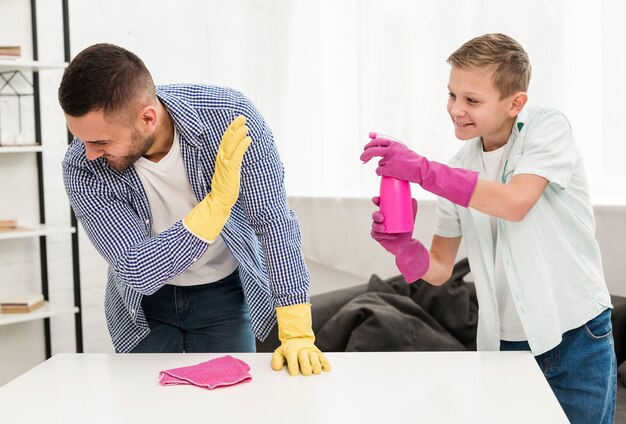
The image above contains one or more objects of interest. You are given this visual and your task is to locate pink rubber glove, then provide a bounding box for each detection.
[371,196,430,283]
[361,134,479,207]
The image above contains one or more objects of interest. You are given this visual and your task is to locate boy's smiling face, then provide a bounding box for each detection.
[447,66,526,151]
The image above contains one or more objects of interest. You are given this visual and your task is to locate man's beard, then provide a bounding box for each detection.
[107,127,153,172]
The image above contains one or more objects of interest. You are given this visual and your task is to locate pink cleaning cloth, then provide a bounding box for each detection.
[159,355,252,389]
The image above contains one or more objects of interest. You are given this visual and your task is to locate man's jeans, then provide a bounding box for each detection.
[501,308,617,424]
[131,269,256,353]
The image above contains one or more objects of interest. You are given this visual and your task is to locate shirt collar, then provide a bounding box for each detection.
[156,87,204,147]
[513,106,529,135]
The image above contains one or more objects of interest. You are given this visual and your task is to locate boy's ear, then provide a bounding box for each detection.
[509,92,528,117]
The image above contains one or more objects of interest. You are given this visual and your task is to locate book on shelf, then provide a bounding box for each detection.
[0,293,44,313]
[0,45,22,59]
[0,219,18,230]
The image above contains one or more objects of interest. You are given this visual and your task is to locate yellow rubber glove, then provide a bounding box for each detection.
[182,115,251,242]
[271,303,332,376]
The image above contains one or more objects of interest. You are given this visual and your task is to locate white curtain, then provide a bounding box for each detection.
[69,0,626,202]
[266,0,626,202]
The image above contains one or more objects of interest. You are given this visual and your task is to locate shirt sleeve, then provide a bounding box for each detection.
[62,144,209,295]
[511,109,578,189]
[434,195,462,238]
[234,94,310,307]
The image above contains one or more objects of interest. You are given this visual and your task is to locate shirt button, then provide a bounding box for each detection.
[144,219,150,224]
[130,308,136,316]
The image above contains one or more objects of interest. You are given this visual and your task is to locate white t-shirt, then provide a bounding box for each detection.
[482,144,526,341]
[134,129,238,286]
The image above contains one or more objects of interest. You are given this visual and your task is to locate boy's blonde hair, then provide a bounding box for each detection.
[447,33,531,99]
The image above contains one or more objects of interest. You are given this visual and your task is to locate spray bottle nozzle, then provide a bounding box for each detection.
[369,132,400,142]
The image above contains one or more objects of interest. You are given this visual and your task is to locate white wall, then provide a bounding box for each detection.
[1,0,625,385]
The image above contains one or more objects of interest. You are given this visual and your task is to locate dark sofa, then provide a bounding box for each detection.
[257,258,478,353]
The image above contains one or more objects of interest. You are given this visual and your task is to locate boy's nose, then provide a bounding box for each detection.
[449,102,466,117]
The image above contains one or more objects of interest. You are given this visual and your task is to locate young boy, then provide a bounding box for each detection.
[360,33,616,423]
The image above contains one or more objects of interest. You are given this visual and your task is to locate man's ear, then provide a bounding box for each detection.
[139,105,157,131]
[509,92,528,117]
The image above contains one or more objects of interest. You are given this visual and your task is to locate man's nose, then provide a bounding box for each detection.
[84,144,104,161]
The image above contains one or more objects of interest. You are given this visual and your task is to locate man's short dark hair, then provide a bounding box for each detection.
[58,43,155,120]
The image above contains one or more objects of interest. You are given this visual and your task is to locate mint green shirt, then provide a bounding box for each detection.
[435,105,612,355]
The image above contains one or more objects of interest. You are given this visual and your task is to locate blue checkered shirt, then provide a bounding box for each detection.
[63,84,310,352]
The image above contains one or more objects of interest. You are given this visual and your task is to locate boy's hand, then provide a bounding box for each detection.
[361,134,479,208]
[371,196,429,283]
[361,136,427,183]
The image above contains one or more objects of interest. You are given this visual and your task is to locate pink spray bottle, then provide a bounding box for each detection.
[369,132,414,233]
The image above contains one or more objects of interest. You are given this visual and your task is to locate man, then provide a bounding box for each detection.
[59,43,330,376]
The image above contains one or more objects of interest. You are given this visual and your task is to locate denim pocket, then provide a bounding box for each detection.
[584,309,613,340]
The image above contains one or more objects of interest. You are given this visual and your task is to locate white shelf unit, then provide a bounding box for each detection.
[0,60,79,331]
[0,144,44,153]
[0,224,76,241]
[0,302,79,326]
[0,0,83,357]
[0,144,70,153]
[0,59,67,72]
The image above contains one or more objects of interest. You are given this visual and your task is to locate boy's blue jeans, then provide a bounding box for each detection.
[501,308,617,424]
[130,269,256,353]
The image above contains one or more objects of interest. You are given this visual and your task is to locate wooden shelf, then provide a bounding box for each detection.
[0,59,67,72]
[0,302,79,327]
[0,225,76,241]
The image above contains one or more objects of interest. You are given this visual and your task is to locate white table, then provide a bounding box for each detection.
[0,352,567,423]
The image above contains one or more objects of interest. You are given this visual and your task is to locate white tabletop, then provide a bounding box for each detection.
[0,352,567,424]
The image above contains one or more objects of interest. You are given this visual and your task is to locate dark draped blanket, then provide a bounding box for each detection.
[316,259,479,352]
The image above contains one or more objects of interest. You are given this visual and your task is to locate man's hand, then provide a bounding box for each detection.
[182,115,251,242]
[271,303,331,376]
